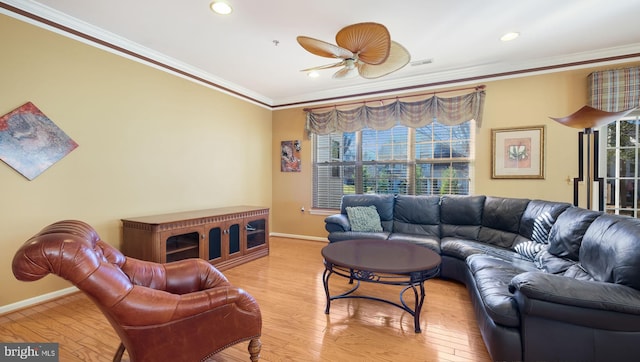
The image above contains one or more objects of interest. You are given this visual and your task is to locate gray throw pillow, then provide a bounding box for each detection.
[346,206,383,232]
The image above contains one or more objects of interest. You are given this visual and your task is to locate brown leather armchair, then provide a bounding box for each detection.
[12,220,262,362]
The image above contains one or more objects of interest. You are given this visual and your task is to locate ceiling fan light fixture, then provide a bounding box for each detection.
[210,1,232,15]
[500,32,520,42]
[307,71,320,78]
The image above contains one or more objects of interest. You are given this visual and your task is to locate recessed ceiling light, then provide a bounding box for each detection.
[210,1,232,15]
[500,32,520,42]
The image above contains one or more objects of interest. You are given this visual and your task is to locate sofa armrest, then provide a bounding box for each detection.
[325,214,350,233]
[510,271,640,314]
[509,271,640,330]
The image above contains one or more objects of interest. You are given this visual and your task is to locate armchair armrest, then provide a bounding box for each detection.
[121,257,230,294]
[509,271,640,330]
[325,213,351,232]
[111,284,259,326]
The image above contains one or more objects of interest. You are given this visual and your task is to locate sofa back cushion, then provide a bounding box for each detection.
[440,195,485,239]
[478,196,530,248]
[393,195,440,237]
[518,199,572,243]
[547,207,600,261]
[580,214,640,290]
[340,194,395,231]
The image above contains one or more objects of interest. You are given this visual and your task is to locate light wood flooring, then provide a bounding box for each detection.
[0,237,491,361]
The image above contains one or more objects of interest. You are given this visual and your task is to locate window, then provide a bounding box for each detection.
[313,121,474,209]
[604,114,640,217]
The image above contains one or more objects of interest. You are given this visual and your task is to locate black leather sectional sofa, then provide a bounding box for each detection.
[324,194,640,362]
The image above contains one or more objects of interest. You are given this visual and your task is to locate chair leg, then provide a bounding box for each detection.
[248,338,261,362]
[113,343,126,362]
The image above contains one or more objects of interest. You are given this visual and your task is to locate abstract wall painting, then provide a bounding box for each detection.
[492,126,545,179]
[0,102,78,180]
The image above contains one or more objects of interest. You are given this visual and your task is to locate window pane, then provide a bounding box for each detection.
[606,149,617,178]
[620,179,635,208]
[619,149,636,177]
[313,120,473,209]
[620,120,638,147]
[362,126,407,161]
[363,163,408,194]
[416,142,433,159]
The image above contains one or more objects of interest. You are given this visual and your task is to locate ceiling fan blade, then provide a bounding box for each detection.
[296,36,354,59]
[358,41,411,79]
[300,61,346,72]
[335,22,390,65]
[333,66,360,79]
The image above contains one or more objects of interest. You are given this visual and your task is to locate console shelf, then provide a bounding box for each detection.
[121,206,269,270]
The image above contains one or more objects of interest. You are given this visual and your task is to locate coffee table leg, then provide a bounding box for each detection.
[323,264,333,314]
[413,282,426,332]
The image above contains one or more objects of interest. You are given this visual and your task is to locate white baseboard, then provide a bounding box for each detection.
[0,286,78,315]
[270,232,328,243]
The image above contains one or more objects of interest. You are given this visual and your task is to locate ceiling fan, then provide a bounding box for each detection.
[297,22,410,79]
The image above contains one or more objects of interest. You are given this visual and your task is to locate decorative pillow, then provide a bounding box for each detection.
[531,211,555,244]
[346,206,383,232]
[514,241,544,261]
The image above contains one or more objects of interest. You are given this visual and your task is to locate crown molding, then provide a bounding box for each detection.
[0,0,275,108]
[3,0,640,110]
[273,44,640,108]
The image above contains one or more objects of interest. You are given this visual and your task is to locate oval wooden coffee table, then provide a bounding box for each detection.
[321,239,441,333]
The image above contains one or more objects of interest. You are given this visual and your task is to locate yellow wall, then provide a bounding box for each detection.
[272,61,640,239]
[0,15,272,306]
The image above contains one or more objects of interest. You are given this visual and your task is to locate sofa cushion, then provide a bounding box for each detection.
[482,197,530,234]
[467,254,529,327]
[580,214,640,290]
[478,197,530,248]
[440,195,485,239]
[534,248,577,274]
[393,195,440,237]
[388,233,440,253]
[327,231,390,243]
[346,206,383,232]
[518,199,572,243]
[340,194,395,231]
[441,238,537,271]
[547,207,600,261]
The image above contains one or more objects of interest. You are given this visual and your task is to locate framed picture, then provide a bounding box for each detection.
[281,140,301,172]
[492,126,544,179]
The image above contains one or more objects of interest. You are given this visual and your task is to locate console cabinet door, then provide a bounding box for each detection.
[160,226,205,263]
[244,215,269,254]
[206,220,243,264]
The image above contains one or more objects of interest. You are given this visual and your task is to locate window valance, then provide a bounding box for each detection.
[588,66,640,112]
[305,89,486,135]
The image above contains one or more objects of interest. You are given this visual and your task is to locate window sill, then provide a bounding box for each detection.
[310,208,338,216]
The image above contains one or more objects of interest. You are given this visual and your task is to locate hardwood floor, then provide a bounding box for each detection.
[0,237,491,362]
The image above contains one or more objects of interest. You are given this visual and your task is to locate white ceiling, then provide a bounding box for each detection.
[3,0,640,108]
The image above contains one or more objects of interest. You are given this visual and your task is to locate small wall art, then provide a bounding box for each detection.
[0,102,78,180]
[281,140,301,172]
[492,126,545,179]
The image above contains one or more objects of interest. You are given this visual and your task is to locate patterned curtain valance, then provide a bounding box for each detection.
[305,89,486,135]
[588,66,640,112]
